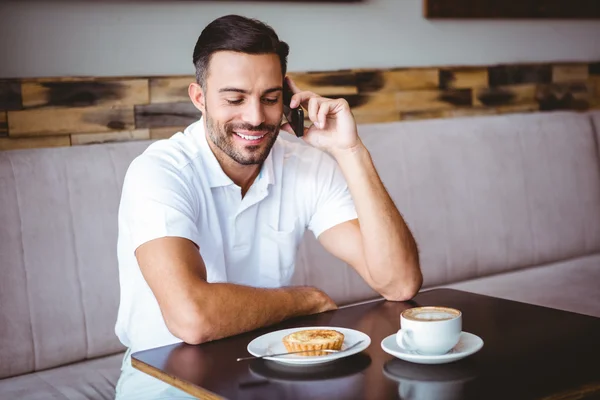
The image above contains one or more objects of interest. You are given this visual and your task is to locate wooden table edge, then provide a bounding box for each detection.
[131,355,225,400]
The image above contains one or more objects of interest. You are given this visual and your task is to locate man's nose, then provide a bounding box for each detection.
[241,100,266,127]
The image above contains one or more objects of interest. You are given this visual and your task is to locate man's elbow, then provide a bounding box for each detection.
[165,308,216,345]
[380,267,423,302]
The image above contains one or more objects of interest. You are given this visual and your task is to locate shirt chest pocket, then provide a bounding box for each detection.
[258,222,299,288]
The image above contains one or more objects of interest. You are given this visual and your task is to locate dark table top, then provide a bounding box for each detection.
[132,288,600,400]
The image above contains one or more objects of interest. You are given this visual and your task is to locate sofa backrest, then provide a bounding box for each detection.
[0,141,150,379]
[292,111,600,304]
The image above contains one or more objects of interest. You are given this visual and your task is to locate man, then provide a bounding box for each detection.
[114,14,421,399]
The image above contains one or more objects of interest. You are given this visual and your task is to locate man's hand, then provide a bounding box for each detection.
[280,76,361,158]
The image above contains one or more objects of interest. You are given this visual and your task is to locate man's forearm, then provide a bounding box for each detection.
[334,142,421,299]
[184,282,334,344]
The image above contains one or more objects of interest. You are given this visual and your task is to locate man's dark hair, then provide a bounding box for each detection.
[192,15,290,89]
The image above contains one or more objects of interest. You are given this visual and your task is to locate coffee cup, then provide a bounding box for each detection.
[397,306,462,355]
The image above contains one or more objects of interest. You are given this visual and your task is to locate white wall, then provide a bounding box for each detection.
[1,0,599,78]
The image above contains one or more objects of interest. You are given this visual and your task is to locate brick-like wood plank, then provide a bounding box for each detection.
[0,81,22,110]
[353,111,401,124]
[71,129,150,145]
[338,93,398,116]
[590,63,600,108]
[439,68,488,89]
[536,83,592,111]
[396,89,472,112]
[0,112,7,137]
[0,135,71,151]
[474,84,537,107]
[489,64,552,86]
[150,126,187,140]
[356,69,439,92]
[552,64,589,83]
[135,102,201,129]
[287,71,357,96]
[21,79,149,109]
[400,110,448,121]
[494,103,540,115]
[591,77,600,108]
[150,77,194,103]
[8,106,135,137]
[442,108,499,118]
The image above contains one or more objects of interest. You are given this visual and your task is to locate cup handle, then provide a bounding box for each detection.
[397,329,417,352]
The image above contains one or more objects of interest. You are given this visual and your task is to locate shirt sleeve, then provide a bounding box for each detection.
[307,152,358,238]
[119,155,201,253]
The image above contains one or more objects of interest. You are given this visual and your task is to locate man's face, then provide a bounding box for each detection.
[202,51,284,166]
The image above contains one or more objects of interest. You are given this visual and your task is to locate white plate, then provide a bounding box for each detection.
[381,331,483,365]
[247,326,371,365]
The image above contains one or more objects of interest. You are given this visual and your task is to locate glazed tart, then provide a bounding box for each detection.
[282,329,344,356]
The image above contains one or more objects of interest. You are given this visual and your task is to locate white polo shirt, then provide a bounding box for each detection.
[114,119,358,353]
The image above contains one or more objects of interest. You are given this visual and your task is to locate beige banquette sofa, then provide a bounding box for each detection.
[1,110,599,399]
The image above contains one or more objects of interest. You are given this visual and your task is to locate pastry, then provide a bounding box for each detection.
[282,329,344,356]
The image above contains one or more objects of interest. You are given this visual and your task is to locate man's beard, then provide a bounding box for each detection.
[205,110,280,166]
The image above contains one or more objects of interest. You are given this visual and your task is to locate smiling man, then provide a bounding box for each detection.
[114,14,421,399]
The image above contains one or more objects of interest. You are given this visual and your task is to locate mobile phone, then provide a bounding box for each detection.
[283,80,304,137]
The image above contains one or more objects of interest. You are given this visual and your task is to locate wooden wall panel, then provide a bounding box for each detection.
[343,93,398,114]
[591,63,600,108]
[21,80,148,109]
[0,136,71,151]
[1,60,599,150]
[71,129,150,145]
[135,102,201,129]
[353,112,401,125]
[0,112,7,137]
[150,77,194,103]
[287,71,358,95]
[356,69,439,92]
[0,81,22,110]
[8,106,134,136]
[489,65,552,86]
[552,64,589,83]
[474,84,537,107]
[396,89,472,112]
[536,83,593,111]
[592,78,600,108]
[439,68,488,89]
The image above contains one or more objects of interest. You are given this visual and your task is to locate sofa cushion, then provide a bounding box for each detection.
[0,352,123,400]
[0,142,151,378]
[443,252,600,318]
[292,111,600,301]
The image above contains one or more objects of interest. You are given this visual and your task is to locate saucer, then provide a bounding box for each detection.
[380,331,483,365]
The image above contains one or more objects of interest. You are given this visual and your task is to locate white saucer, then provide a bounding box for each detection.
[380,331,483,365]
[247,326,371,366]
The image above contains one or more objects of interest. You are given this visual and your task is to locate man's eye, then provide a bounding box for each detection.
[226,99,244,105]
[262,98,278,104]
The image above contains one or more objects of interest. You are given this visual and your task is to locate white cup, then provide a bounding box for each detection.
[397,306,462,355]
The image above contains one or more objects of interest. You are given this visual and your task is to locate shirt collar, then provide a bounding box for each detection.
[192,118,276,189]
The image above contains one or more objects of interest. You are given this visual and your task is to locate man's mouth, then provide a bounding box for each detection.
[234,131,267,141]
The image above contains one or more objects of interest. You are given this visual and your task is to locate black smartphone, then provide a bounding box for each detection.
[283,80,304,137]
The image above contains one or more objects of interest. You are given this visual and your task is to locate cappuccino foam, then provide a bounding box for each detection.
[403,307,460,322]
[412,311,456,321]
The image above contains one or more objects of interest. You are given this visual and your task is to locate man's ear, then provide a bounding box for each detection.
[188,82,206,114]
